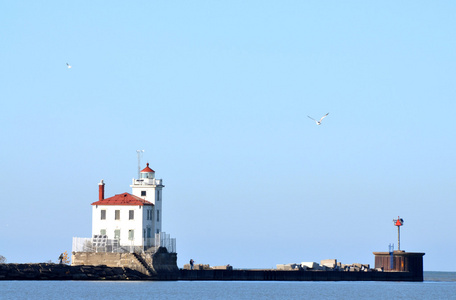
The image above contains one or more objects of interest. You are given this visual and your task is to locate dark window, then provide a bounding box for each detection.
[115,210,120,220]
[141,191,146,196]
[101,210,106,220]
[157,210,160,222]
[129,210,134,220]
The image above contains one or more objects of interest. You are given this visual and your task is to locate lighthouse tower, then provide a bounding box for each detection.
[131,163,165,234]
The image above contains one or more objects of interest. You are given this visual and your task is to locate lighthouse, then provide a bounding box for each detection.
[90,163,165,249]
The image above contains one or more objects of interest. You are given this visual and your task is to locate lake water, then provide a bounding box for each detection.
[1,272,455,299]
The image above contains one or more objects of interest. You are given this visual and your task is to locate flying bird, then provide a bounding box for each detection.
[66,63,72,69]
[308,113,329,125]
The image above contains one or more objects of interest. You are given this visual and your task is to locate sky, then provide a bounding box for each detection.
[0,1,455,271]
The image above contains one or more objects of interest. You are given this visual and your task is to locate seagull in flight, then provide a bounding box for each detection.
[66,63,72,69]
[308,113,329,125]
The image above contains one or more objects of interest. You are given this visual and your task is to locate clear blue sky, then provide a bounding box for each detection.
[1,1,455,271]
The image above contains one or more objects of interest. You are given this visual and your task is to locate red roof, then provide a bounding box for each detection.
[91,192,154,206]
[141,163,155,173]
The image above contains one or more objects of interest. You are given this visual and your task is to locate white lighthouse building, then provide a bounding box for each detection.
[91,163,165,249]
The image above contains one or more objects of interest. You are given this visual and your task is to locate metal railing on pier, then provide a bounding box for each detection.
[72,232,176,254]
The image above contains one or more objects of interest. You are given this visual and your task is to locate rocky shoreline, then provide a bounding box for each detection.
[0,263,153,281]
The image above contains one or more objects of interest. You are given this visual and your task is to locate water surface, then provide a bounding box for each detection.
[1,272,455,300]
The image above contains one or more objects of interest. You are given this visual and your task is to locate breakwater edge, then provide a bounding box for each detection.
[0,263,423,281]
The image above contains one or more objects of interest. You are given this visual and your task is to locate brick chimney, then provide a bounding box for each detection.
[98,179,105,201]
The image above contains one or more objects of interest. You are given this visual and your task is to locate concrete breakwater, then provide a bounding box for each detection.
[179,269,422,282]
[0,264,422,281]
[0,251,424,281]
[0,263,152,281]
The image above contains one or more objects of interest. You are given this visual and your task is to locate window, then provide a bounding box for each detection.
[147,209,153,220]
[114,230,120,240]
[128,230,134,240]
[101,210,106,220]
[156,190,160,201]
[100,229,106,236]
[129,210,134,220]
[115,210,120,220]
[147,228,151,238]
[141,191,146,196]
[157,210,160,222]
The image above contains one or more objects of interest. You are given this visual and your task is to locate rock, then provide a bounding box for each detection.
[0,263,152,281]
[320,259,337,269]
[72,273,88,280]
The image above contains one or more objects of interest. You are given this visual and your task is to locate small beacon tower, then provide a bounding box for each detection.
[373,216,425,281]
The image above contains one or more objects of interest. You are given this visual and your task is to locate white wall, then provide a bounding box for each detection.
[92,204,154,247]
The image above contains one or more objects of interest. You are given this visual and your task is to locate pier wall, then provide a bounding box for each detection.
[179,269,423,281]
[0,264,422,281]
[373,251,424,281]
[72,252,148,274]
[71,247,179,280]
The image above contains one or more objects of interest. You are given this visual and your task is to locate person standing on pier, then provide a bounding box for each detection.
[190,259,194,270]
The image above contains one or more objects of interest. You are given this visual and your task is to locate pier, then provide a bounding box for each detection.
[178,268,423,281]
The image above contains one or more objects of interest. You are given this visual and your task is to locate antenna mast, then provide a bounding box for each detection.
[136,150,145,178]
